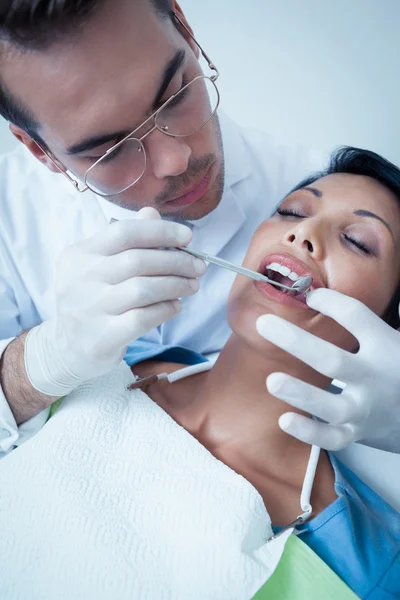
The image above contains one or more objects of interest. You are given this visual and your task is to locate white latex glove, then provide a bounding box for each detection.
[25,207,206,397]
[256,288,400,453]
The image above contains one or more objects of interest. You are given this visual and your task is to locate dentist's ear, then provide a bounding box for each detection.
[9,124,66,174]
[170,1,200,59]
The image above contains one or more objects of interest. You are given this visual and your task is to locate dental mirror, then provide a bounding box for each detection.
[289,275,313,294]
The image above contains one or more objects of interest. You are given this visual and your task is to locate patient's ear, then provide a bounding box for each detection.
[9,124,65,174]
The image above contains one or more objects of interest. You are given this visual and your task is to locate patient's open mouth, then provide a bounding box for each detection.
[255,253,324,308]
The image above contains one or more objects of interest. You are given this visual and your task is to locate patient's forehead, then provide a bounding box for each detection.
[297,173,397,205]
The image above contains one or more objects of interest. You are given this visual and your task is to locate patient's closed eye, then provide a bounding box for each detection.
[342,233,373,255]
[276,207,307,218]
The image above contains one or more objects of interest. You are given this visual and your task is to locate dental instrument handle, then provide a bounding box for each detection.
[179,247,312,293]
[179,247,293,290]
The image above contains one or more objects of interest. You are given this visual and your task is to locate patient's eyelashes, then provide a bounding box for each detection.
[342,233,375,256]
[276,207,307,218]
[275,206,379,258]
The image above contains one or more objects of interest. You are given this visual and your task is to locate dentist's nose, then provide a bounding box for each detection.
[146,131,192,179]
[283,220,324,259]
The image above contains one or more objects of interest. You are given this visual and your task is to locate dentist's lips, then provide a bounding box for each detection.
[163,163,215,210]
[254,253,325,309]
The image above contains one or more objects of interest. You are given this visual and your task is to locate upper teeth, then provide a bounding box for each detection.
[266,262,300,281]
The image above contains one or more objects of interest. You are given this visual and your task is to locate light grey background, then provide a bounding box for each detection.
[1,0,399,165]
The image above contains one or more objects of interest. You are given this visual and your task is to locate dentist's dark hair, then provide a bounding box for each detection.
[290,146,400,330]
[0,0,171,141]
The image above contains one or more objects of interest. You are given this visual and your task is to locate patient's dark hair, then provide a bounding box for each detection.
[291,146,400,330]
[0,0,171,140]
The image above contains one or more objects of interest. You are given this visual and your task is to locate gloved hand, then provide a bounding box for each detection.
[256,288,400,453]
[25,207,206,397]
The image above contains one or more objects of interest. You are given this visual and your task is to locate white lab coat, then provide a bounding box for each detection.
[1,112,399,510]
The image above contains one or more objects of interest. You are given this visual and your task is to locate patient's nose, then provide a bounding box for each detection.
[283,221,324,259]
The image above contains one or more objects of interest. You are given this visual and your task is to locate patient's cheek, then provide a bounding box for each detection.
[226,288,247,330]
[311,317,359,353]
[331,268,395,319]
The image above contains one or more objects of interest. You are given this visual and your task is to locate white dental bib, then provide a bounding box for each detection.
[0,362,315,600]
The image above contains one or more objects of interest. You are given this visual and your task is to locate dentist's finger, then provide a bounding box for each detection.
[256,314,356,381]
[110,300,182,350]
[136,207,162,220]
[85,218,192,255]
[104,276,200,314]
[278,412,357,451]
[267,372,366,425]
[306,288,382,345]
[102,249,206,284]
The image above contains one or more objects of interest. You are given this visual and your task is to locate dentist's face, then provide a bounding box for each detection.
[227,173,400,353]
[4,0,224,220]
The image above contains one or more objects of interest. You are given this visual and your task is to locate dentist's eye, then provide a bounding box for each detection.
[156,75,190,111]
[276,208,306,218]
[343,233,373,255]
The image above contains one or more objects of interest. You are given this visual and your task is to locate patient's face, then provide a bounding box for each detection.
[227,173,400,352]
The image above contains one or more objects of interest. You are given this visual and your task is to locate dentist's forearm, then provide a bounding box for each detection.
[0,332,58,425]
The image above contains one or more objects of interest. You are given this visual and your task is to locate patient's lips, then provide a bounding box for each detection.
[255,253,325,308]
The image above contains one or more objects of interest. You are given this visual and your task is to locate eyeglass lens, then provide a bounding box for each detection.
[85,77,219,196]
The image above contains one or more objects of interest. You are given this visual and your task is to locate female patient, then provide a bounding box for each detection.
[133,146,400,596]
[1,147,400,600]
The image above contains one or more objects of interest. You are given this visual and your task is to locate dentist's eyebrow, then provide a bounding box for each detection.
[65,49,186,156]
[65,130,129,155]
[353,209,394,239]
[153,48,186,107]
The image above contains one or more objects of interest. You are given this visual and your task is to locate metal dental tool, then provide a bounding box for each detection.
[179,247,313,295]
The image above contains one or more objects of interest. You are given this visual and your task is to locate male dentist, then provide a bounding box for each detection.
[0,0,399,464]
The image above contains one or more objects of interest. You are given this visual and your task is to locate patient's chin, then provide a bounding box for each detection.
[227,297,301,354]
[228,290,360,358]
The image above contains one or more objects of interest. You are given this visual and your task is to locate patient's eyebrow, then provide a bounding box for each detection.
[353,209,394,239]
[304,186,323,198]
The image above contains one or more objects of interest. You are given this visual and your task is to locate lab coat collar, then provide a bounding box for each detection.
[95,194,138,224]
[220,110,253,189]
[95,111,252,238]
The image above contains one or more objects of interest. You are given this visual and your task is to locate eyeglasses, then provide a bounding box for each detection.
[38,12,220,197]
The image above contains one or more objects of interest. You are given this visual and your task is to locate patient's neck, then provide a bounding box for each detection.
[144,335,336,522]
[167,334,329,474]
